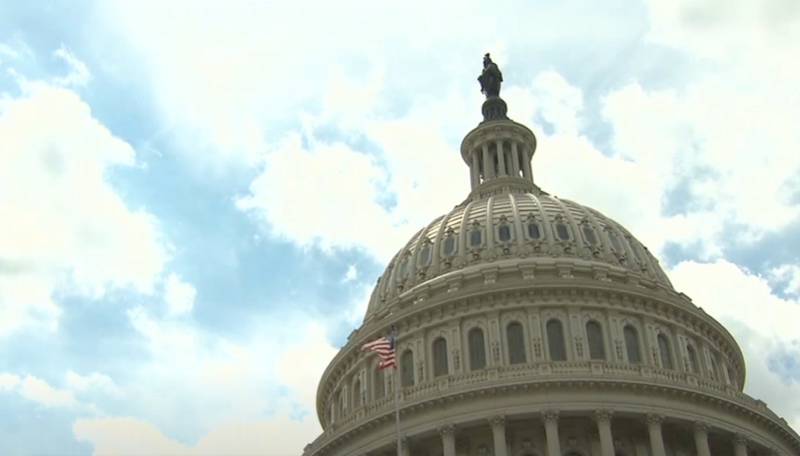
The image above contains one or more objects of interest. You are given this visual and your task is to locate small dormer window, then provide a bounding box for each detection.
[443,234,457,257]
[398,254,410,277]
[527,222,541,240]
[555,223,570,241]
[419,243,432,266]
[606,228,623,252]
[582,225,598,245]
[498,224,512,242]
[470,228,482,247]
[629,240,643,262]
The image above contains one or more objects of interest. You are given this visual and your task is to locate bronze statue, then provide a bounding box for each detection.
[478,53,502,98]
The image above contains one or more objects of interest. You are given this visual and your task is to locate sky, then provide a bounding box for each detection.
[1,0,799,454]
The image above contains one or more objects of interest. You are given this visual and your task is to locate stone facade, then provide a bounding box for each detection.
[303,86,800,456]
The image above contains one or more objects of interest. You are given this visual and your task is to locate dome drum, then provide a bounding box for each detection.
[318,284,748,429]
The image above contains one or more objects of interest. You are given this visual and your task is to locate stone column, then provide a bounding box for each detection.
[521,147,533,180]
[440,424,456,456]
[489,415,508,456]
[496,140,506,176]
[646,414,666,456]
[471,150,480,188]
[733,434,748,456]
[399,436,410,456]
[595,410,615,456]
[482,143,494,179]
[511,142,520,177]
[543,410,561,456]
[693,422,711,456]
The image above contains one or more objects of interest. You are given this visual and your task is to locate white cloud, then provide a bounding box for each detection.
[74,417,188,456]
[0,373,78,409]
[52,46,92,88]
[19,375,78,408]
[276,321,340,411]
[619,0,800,251]
[237,83,474,262]
[343,264,358,283]
[0,80,168,336]
[74,414,321,456]
[236,133,407,261]
[111,306,339,452]
[645,0,800,67]
[66,371,122,398]
[506,70,584,137]
[0,373,21,391]
[669,260,800,430]
[0,370,121,411]
[768,264,800,298]
[163,273,197,317]
[94,0,637,168]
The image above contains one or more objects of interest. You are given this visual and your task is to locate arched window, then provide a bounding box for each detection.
[657,334,673,369]
[546,319,567,361]
[400,350,414,387]
[443,233,457,257]
[709,353,719,380]
[373,368,385,400]
[498,223,512,242]
[624,325,641,364]
[727,365,737,387]
[507,322,527,364]
[527,222,542,240]
[607,229,623,252]
[687,344,699,373]
[470,227,483,247]
[352,379,361,408]
[335,389,344,418]
[468,327,487,370]
[555,223,571,241]
[432,337,448,377]
[586,320,605,360]
[398,254,410,279]
[418,242,432,266]
[582,225,598,245]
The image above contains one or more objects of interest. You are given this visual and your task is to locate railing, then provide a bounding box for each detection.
[310,360,790,454]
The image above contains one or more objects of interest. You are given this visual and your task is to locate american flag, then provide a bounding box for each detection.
[362,335,396,370]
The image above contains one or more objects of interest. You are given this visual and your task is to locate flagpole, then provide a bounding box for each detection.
[394,363,401,456]
[391,325,401,456]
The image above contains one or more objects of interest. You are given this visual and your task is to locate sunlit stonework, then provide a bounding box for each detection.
[303,59,800,456]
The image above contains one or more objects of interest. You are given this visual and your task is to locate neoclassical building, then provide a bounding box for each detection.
[302,63,800,456]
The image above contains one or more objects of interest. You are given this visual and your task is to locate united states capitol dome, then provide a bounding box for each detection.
[305,56,800,456]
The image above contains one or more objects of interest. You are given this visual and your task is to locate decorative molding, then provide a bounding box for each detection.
[488,415,506,428]
[693,421,710,433]
[542,410,559,423]
[439,424,456,437]
[733,433,748,447]
[646,414,664,426]
[594,409,613,423]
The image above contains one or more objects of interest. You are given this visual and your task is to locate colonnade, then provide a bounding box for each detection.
[468,138,533,189]
[388,411,770,456]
